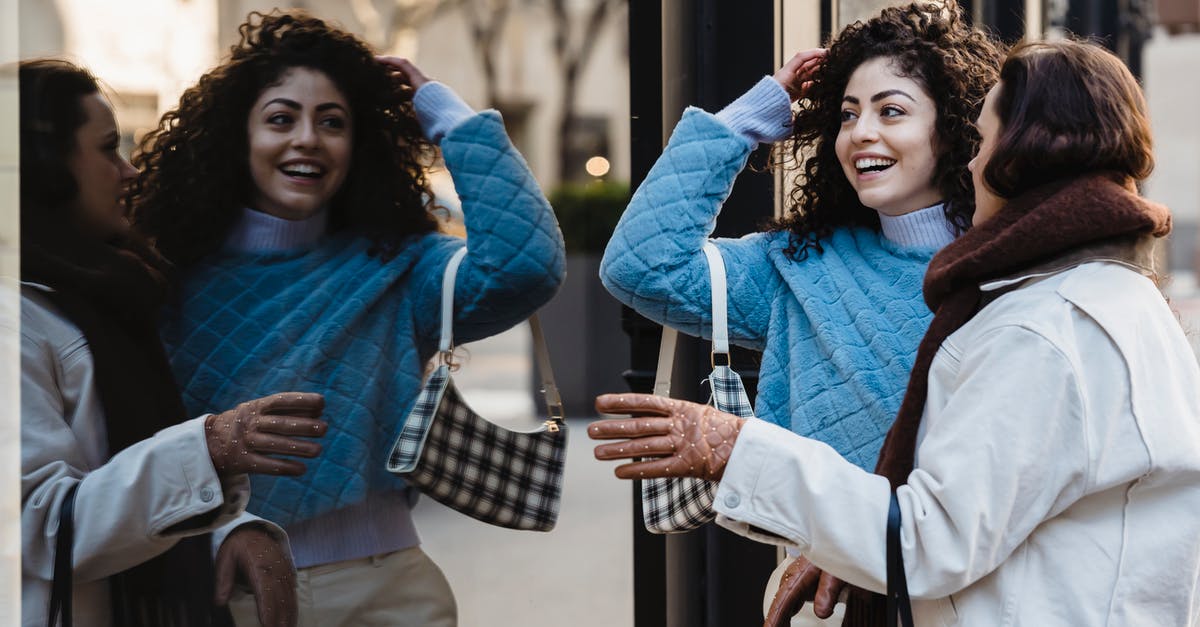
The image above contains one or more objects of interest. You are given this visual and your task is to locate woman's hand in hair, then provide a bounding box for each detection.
[376,55,432,91]
[773,49,826,101]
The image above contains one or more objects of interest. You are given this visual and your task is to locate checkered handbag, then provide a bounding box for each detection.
[386,247,567,531]
[641,242,754,534]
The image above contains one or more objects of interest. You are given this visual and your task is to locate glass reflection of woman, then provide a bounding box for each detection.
[18,59,326,627]
[131,12,565,626]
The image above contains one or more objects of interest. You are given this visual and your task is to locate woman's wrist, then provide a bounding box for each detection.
[714,76,794,146]
[413,82,477,144]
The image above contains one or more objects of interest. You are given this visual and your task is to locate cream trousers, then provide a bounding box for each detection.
[228,546,456,627]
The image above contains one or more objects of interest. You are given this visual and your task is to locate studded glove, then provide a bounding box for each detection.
[214,524,297,627]
[205,392,327,477]
[764,555,847,626]
[590,393,745,481]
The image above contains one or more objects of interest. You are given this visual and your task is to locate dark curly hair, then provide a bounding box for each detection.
[773,1,1003,259]
[130,10,437,267]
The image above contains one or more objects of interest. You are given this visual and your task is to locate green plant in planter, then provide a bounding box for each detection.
[549,181,630,254]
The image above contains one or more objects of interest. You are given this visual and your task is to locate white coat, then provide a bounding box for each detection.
[714,260,1200,626]
[15,283,253,627]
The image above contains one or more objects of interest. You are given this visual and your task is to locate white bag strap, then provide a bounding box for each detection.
[438,246,470,355]
[702,241,730,365]
[651,240,728,397]
[439,246,564,425]
[528,315,564,423]
[653,326,678,397]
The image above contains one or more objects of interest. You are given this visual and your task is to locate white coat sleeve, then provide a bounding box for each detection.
[21,331,250,584]
[713,323,1090,598]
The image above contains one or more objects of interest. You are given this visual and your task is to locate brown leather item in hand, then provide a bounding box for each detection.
[214,524,298,627]
[764,555,847,626]
[205,392,327,477]
[590,393,745,481]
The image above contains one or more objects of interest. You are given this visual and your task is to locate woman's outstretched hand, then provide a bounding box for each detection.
[376,56,432,91]
[590,394,745,481]
[773,49,827,101]
[204,393,327,477]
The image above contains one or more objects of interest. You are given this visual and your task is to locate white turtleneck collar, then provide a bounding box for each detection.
[223,207,329,253]
[877,203,958,250]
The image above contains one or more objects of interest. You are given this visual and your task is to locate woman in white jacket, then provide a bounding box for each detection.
[589,39,1200,626]
[15,59,328,627]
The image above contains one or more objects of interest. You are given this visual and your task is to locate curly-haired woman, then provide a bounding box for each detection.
[130,11,565,626]
[16,59,328,627]
[599,1,1001,621]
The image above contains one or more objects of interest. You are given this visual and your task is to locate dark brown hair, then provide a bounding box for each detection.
[772,1,1003,259]
[130,10,437,267]
[983,39,1154,197]
[18,58,223,627]
[18,59,100,217]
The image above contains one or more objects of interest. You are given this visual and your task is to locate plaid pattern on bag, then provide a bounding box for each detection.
[641,364,753,534]
[387,364,567,531]
[388,367,451,471]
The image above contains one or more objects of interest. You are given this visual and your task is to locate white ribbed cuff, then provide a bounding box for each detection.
[877,203,958,250]
[413,81,477,144]
[714,76,794,147]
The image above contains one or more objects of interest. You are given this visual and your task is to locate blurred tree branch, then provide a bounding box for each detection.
[544,0,624,182]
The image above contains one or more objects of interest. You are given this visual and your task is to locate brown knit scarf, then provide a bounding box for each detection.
[841,171,1172,626]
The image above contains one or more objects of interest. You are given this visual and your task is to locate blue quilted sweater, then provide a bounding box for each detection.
[601,107,939,470]
[162,111,566,527]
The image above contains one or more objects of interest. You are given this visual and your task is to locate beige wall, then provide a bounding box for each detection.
[1144,33,1200,222]
[1,0,20,619]
[211,1,631,188]
[406,5,630,185]
[1143,31,1200,278]
[837,0,914,29]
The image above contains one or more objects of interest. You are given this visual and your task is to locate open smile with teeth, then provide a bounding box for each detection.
[855,157,896,174]
[280,163,326,179]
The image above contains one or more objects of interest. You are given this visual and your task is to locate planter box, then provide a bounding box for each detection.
[534,254,630,418]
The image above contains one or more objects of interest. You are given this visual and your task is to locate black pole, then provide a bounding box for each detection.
[625,3,667,627]
[977,0,1027,41]
[626,0,778,624]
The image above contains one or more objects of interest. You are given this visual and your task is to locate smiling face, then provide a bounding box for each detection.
[834,56,943,216]
[968,82,1004,226]
[67,93,139,237]
[246,67,353,220]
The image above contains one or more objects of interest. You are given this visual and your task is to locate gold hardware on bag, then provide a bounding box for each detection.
[440,349,461,372]
[544,420,561,433]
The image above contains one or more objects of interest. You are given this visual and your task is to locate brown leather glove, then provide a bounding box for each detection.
[205,392,327,477]
[590,393,745,481]
[214,524,297,627]
[764,555,847,626]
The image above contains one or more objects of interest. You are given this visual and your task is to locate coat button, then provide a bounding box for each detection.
[200,487,215,502]
[724,493,740,508]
